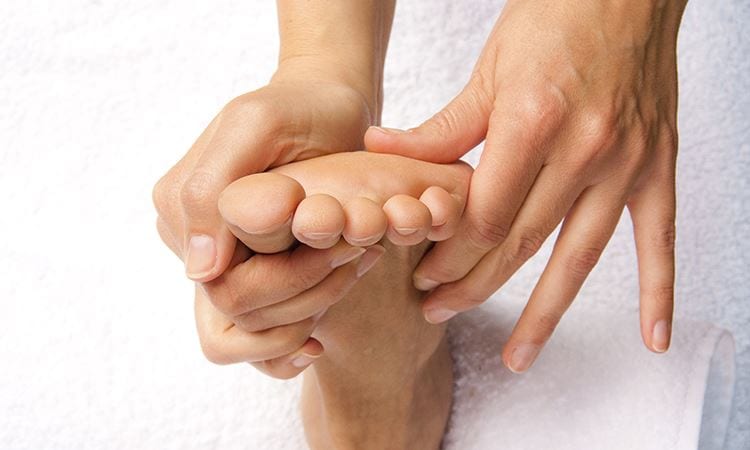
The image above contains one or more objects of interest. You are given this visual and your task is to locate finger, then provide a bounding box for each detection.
[628,160,677,353]
[232,251,364,332]
[412,105,556,291]
[180,102,283,282]
[364,74,492,162]
[342,197,388,247]
[219,172,305,254]
[201,241,367,317]
[152,116,220,258]
[419,186,463,242]
[382,194,432,246]
[156,217,182,259]
[194,285,319,364]
[421,164,583,323]
[502,186,625,372]
[292,194,346,249]
[250,338,325,379]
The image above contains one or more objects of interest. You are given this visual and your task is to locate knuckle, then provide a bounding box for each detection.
[646,285,675,309]
[507,229,545,262]
[270,324,312,356]
[198,331,231,366]
[203,277,248,317]
[650,222,676,253]
[465,292,489,307]
[428,107,467,141]
[152,173,176,214]
[576,109,619,164]
[515,90,566,131]
[466,216,510,250]
[222,96,281,132]
[565,246,603,279]
[533,311,562,338]
[234,309,266,333]
[288,263,325,292]
[180,170,219,211]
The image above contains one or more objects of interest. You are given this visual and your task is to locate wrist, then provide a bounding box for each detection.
[272,56,383,124]
[275,0,395,124]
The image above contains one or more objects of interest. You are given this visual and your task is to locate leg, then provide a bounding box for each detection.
[302,241,452,450]
[218,152,469,449]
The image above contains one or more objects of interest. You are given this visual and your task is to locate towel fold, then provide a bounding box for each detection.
[443,300,736,450]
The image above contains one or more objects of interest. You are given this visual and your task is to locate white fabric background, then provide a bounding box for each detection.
[0,0,747,448]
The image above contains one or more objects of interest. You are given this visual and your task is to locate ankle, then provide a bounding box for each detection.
[302,336,453,450]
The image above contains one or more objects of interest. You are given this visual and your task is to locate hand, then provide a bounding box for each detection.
[193,242,385,379]
[153,0,395,378]
[152,72,377,378]
[365,0,687,372]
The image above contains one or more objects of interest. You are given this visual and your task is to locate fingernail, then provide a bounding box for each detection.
[240,214,292,235]
[331,247,367,269]
[372,126,409,135]
[356,245,385,278]
[302,231,335,241]
[414,276,441,291]
[508,344,541,373]
[652,320,671,353]
[394,227,419,235]
[312,308,328,323]
[423,308,457,324]
[291,353,320,369]
[185,234,216,279]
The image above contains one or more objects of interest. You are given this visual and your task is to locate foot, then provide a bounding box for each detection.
[218,152,472,253]
[219,152,469,449]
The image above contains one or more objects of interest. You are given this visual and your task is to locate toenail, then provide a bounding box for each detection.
[346,235,382,246]
[394,227,419,235]
[240,214,292,235]
[301,231,335,241]
[423,308,457,324]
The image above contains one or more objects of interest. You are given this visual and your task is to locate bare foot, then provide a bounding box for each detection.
[219,152,471,253]
[219,152,470,449]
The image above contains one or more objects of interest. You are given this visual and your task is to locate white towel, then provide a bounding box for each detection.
[443,301,735,450]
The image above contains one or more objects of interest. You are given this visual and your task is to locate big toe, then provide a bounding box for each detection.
[219,173,304,254]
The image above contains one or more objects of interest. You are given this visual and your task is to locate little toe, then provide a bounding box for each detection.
[219,173,304,254]
[342,197,388,246]
[292,194,346,249]
[383,194,432,246]
[420,186,462,242]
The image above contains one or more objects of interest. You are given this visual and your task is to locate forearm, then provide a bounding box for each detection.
[274,0,396,121]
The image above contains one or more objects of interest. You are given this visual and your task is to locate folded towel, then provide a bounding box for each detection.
[443,300,736,450]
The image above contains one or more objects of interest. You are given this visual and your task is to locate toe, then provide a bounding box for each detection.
[342,197,388,246]
[419,186,462,242]
[292,194,346,249]
[218,173,304,254]
[383,194,432,246]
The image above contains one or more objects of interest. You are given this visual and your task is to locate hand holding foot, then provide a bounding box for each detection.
[195,151,471,382]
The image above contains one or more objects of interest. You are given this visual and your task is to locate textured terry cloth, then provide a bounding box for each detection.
[442,301,736,450]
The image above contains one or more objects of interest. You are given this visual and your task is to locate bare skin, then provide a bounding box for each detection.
[215,151,471,449]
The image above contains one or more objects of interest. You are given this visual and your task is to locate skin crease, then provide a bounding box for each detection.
[365,0,688,373]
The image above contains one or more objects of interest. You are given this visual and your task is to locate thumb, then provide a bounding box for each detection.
[365,76,492,163]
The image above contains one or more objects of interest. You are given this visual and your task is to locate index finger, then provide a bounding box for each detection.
[413,102,554,290]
